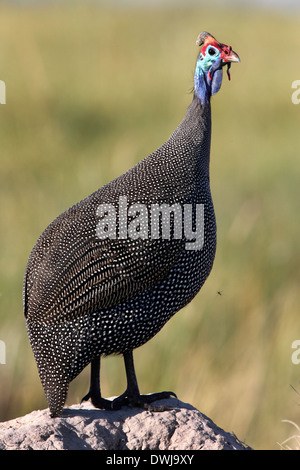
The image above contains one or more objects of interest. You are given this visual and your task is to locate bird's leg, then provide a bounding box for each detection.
[112,350,177,411]
[81,356,113,410]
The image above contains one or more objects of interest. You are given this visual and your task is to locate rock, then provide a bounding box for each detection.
[0,397,251,450]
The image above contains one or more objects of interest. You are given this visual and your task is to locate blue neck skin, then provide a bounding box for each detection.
[194,56,223,106]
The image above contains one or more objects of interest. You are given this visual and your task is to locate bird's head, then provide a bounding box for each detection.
[194,32,240,106]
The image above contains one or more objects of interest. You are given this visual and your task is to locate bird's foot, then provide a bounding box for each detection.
[111,390,177,411]
[80,390,114,410]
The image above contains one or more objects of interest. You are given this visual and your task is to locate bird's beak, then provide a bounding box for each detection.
[219,44,240,81]
[220,45,241,63]
[224,50,240,63]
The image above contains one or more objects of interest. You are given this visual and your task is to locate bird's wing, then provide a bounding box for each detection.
[24,205,185,323]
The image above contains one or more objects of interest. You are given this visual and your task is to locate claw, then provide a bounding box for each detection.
[111,390,177,411]
[81,391,114,410]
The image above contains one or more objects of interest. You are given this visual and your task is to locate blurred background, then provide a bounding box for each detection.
[0,0,300,450]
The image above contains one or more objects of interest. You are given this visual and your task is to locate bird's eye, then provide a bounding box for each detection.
[208,48,216,56]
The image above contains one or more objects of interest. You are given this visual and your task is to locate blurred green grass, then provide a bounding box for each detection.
[1,1,300,450]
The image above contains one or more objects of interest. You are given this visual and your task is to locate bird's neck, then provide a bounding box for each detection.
[184,93,211,139]
[177,94,212,176]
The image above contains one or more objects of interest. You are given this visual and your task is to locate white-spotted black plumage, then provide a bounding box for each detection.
[24,33,239,417]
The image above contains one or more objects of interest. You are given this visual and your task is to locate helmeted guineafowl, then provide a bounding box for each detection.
[24,32,240,418]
